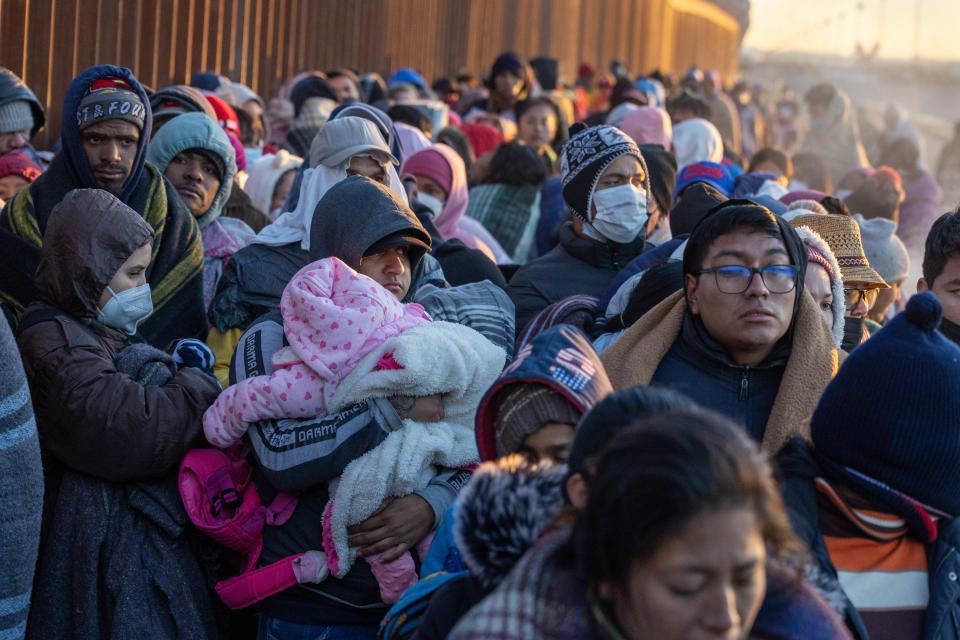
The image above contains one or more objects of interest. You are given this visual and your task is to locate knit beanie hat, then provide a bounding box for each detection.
[226,131,247,172]
[491,52,527,80]
[0,152,42,182]
[811,292,960,517]
[76,77,146,131]
[149,84,218,123]
[668,181,727,236]
[204,95,241,138]
[560,124,641,222]
[492,384,581,458]
[387,68,427,90]
[675,161,734,198]
[0,100,34,133]
[461,122,504,158]
[401,148,454,196]
[854,213,910,285]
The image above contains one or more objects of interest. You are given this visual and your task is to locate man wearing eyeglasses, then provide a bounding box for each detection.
[601,201,841,451]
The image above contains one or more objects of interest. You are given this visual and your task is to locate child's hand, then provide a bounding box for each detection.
[388,394,444,422]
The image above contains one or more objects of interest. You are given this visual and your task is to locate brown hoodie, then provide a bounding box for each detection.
[17,189,219,483]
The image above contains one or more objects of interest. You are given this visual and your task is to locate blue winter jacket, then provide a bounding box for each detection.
[777,438,960,640]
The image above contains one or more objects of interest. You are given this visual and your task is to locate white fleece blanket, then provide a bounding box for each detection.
[323,321,505,577]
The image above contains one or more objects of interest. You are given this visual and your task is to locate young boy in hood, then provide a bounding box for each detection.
[15,188,222,638]
[778,292,960,640]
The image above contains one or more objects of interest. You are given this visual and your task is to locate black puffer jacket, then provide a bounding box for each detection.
[506,222,648,334]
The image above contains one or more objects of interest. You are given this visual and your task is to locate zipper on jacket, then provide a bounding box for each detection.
[738,366,750,401]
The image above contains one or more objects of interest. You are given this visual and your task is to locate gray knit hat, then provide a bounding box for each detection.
[0,100,34,133]
[76,78,146,132]
[854,213,910,285]
[492,384,581,458]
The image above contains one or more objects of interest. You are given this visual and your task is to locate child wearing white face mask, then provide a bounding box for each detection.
[16,188,221,482]
[15,188,223,638]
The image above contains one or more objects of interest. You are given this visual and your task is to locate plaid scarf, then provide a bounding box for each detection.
[464,183,540,259]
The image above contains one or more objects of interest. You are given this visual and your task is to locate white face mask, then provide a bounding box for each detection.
[97,284,154,335]
[417,193,445,220]
[587,183,649,244]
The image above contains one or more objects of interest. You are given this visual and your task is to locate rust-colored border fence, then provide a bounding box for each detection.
[0,0,740,148]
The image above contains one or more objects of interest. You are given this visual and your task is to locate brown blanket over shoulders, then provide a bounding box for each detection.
[600,290,841,454]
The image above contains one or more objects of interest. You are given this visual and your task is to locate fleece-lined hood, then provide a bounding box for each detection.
[453,456,567,590]
[59,65,153,204]
[475,324,612,462]
[146,112,237,229]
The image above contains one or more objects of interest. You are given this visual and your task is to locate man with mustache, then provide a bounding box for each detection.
[602,201,842,452]
[0,65,205,348]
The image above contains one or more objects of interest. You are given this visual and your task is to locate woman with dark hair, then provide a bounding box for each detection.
[450,408,852,639]
[464,141,547,263]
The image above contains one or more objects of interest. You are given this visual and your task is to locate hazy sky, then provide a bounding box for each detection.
[744,0,960,60]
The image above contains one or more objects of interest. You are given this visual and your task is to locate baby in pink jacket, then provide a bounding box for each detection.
[202,257,432,602]
[203,257,430,446]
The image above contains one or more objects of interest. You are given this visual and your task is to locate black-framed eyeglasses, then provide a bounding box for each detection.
[698,265,798,294]
[844,287,879,310]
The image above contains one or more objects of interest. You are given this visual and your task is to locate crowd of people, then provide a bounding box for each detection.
[1,50,959,640]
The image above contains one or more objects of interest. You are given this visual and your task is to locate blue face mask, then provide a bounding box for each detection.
[244,146,263,165]
[97,284,153,335]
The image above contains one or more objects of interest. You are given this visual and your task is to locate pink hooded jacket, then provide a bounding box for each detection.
[203,257,431,447]
[402,145,510,263]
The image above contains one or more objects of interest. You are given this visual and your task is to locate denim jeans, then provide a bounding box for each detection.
[257,616,379,640]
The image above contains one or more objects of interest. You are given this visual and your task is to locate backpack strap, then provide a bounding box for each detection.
[215,550,329,610]
[15,305,98,340]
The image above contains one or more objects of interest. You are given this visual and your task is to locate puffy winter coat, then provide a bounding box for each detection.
[507,222,648,335]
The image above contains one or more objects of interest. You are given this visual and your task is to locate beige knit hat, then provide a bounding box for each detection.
[789,213,889,289]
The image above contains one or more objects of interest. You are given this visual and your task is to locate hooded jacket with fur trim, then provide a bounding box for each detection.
[417,458,567,640]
